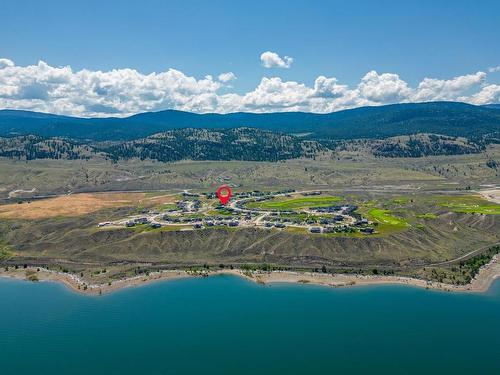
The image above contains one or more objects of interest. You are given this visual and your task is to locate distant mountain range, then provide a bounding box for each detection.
[1,101,499,142]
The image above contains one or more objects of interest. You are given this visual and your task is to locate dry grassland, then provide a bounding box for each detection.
[0,192,177,219]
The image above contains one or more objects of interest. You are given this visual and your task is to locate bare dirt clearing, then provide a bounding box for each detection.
[0,192,177,219]
[479,188,500,204]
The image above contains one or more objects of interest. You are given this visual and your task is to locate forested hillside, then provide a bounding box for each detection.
[0,128,324,162]
[99,128,325,162]
[1,102,499,142]
[0,128,492,162]
[370,134,484,158]
[0,101,498,162]
[0,135,99,160]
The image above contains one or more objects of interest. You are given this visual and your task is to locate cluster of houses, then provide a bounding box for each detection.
[162,213,243,228]
[311,204,357,214]
[176,199,201,212]
[198,219,240,228]
[309,224,365,234]
[262,221,286,229]
[182,191,199,198]
[308,217,375,234]
[102,189,376,235]
[302,191,322,196]
[204,189,295,201]
[125,216,150,227]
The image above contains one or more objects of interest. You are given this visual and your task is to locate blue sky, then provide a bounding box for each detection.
[1,0,499,116]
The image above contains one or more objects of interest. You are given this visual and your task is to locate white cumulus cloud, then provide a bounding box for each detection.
[0,58,14,69]
[359,71,412,103]
[312,76,349,99]
[0,59,223,116]
[218,72,237,83]
[237,77,311,111]
[489,66,500,73]
[0,57,499,117]
[467,84,500,105]
[260,51,293,69]
[412,71,486,102]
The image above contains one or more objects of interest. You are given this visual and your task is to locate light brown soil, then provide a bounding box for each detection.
[0,192,177,219]
[479,188,500,204]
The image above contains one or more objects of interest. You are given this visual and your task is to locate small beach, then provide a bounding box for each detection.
[2,254,499,295]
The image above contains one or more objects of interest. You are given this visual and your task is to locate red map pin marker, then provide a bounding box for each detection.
[216,185,232,205]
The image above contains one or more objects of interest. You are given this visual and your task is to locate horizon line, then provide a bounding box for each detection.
[0,101,492,120]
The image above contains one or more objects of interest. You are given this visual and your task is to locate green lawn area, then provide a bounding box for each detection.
[392,197,410,205]
[416,213,438,219]
[161,203,179,211]
[436,195,500,215]
[246,196,342,211]
[368,209,409,227]
[284,226,309,234]
[207,208,233,216]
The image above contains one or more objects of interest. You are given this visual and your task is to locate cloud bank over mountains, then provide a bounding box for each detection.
[0,57,499,117]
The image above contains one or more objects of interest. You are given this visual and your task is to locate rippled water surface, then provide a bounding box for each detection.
[1,276,499,374]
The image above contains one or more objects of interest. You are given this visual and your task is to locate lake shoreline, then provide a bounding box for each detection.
[1,254,499,295]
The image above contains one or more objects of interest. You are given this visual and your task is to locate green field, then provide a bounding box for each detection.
[207,208,233,216]
[160,203,179,211]
[284,226,309,234]
[392,197,410,204]
[368,209,409,227]
[416,213,438,219]
[436,196,500,215]
[246,196,342,210]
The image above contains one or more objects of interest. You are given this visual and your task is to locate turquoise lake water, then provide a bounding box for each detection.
[1,275,499,375]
